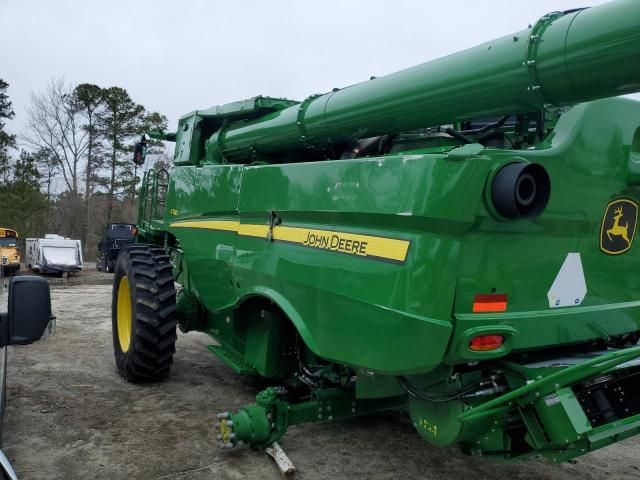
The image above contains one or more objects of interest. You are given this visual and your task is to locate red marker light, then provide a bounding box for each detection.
[473,294,507,313]
[469,335,504,352]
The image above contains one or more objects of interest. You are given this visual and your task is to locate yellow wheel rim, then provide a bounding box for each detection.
[117,276,133,352]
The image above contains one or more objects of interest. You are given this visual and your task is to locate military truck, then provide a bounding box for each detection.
[111,0,640,464]
[96,224,137,273]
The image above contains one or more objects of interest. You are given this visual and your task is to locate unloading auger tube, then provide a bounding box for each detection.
[206,0,640,163]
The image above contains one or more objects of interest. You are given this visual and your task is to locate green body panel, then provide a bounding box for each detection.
[130,0,640,462]
[449,99,640,362]
[164,98,640,374]
[166,165,242,309]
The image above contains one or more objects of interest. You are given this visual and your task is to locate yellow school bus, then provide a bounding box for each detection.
[0,228,20,275]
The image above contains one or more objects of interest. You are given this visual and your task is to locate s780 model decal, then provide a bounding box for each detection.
[170,220,411,264]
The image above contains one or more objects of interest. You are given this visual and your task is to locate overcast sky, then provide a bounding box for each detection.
[2,0,638,138]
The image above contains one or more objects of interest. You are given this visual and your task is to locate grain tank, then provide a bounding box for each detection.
[113,0,640,462]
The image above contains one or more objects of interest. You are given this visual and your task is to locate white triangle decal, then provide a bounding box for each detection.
[547,253,587,309]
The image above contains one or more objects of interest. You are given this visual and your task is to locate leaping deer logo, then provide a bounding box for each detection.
[607,206,630,245]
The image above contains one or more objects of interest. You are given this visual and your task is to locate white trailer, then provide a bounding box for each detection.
[25,235,83,275]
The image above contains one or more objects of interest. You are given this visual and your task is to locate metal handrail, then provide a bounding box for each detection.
[138,168,169,228]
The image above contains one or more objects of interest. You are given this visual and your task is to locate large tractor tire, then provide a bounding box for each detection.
[112,244,177,382]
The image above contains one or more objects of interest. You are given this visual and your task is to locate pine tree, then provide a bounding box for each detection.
[98,87,145,223]
[73,83,105,253]
[0,151,48,239]
[132,111,168,197]
[0,79,16,184]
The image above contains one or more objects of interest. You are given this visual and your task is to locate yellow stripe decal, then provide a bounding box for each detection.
[237,224,270,238]
[170,220,410,263]
[170,220,240,232]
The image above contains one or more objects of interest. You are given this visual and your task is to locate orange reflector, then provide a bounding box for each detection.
[469,335,504,352]
[472,294,507,313]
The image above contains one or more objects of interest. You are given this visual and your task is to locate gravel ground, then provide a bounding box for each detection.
[2,266,640,479]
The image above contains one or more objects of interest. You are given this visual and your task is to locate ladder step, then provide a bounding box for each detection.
[207,344,257,375]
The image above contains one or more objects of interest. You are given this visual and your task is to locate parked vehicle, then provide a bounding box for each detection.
[0,269,55,479]
[0,229,20,276]
[112,0,640,465]
[25,235,83,276]
[96,224,136,273]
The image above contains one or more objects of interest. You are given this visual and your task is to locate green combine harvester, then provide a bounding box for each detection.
[112,0,640,463]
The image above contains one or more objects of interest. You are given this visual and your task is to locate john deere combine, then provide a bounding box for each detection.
[112,0,640,463]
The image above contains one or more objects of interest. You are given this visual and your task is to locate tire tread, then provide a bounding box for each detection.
[113,244,177,382]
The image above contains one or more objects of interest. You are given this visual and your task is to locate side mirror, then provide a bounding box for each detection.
[133,139,147,166]
[0,276,54,346]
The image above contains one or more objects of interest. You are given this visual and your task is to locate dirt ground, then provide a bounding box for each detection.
[2,265,640,479]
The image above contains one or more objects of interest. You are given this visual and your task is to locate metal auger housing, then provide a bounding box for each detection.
[197,0,640,164]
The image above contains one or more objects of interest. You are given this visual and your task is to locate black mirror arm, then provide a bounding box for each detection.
[0,313,7,347]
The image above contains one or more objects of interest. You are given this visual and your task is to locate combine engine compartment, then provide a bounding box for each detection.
[574,363,640,428]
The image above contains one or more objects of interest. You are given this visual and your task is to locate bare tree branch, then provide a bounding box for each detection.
[22,78,89,195]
